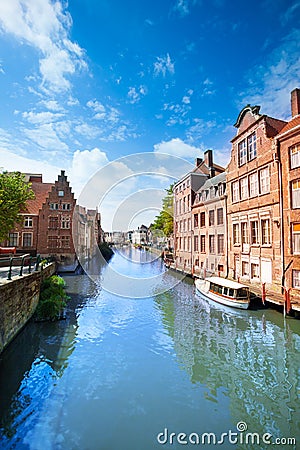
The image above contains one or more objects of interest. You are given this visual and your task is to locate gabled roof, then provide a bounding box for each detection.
[278,115,300,135]
[234,105,261,128]
[23,182,54,215]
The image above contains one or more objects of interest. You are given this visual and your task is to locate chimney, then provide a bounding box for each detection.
[204,149,213,168]
[195,157,202,167]
[291,88,300,117]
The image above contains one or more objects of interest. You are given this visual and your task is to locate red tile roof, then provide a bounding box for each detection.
[279,115,300,135]
[23,182,54,215]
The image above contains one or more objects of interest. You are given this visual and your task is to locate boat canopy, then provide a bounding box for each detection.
[205,276,250,290]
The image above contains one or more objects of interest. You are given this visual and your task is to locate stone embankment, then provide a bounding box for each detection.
[0,263,56,354]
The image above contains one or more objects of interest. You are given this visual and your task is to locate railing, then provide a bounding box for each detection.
[0,254,53,281]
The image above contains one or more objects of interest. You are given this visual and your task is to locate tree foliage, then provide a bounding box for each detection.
[0,172,35,242]
[152,184,174,237]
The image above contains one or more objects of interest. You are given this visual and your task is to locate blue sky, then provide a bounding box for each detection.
[0,0,299,229]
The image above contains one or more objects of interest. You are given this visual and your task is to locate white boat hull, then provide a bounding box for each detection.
[195,279,250,310]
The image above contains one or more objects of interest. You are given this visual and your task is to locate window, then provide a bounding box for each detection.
[48,236,58,249]
[217,208,223,225]
[242,261,249,277]
[194,213,199,228]
[217,234,224,254]
[292,270,300,288]
[261,219,271,245]
[58,190,64,196]
[248,133,257,160]
[209,235,215,254]
[292,223,300,254]
[240,177,248,200]
[249,172,258,197]
[61,216,70,229]
[241,222,248,244]
[233,223,239,244]
[61,236,70,248]
[200,212,205,227]
[49,216,59,229]
[24,216,33,227]
[22,232,32,247]
[232,181,239,202]
[209,210,215,226]
[62,203,71,210]
[292,179,300,208]
[238,139,247,165]
[250,220,259,244]
[251,263,260,279]
[50,203,59,210]
[259,167,270,194]
[200,235,205,253]
[194,235,199,252]
[290,144,300,169]
[9,232,18,246]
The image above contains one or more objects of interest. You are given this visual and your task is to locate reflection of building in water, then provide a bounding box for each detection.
[155,290,300,440]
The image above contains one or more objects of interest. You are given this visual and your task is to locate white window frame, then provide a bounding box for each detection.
[249,172,258,197]
[292,270,300,289]
[232,181,239,202]
[292,179,300,209]
[24,216,33,227]
[9,232,19,247]
[22,232,33,247]
[250,220,259,245]
[259,167,270,194]
[248,133,257,160]
[238,139,247,165]
[292,223,300,254]
[290,144,300,169]
[240,177,248,200]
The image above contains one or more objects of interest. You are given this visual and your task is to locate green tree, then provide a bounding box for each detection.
[0,172,35,242]
[152,184,174,237]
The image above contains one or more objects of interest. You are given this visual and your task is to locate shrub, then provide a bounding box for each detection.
[35,275,70,321]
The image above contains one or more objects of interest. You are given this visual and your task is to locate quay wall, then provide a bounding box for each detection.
[0,263,56,354]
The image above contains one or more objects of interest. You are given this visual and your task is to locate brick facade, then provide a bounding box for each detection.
[227,106,287,293]
[276,89,300,305]
[3,171,102,266]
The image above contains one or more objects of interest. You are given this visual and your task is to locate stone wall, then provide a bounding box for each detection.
[0,262,56,354]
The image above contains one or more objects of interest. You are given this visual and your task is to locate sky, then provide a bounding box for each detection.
[0,0,299,230]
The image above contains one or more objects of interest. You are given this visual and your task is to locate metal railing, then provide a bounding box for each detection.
[0,254,45,280]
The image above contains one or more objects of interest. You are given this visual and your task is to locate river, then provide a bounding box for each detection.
[0,248,299,449]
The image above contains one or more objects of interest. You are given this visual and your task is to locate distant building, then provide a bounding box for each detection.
[132,225,149,245]
[173,150,225,273]
[3,171,102,267]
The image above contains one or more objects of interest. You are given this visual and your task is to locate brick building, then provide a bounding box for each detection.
[173,150,224,273]
[3,170,102,267]
[226,104,287,293]
[275,88,300,305]
[192,172,227,278]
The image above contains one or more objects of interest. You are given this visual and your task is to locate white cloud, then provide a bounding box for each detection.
[39,99,65,111]
[74,122,101,139]
[23,122,69,152]
[127,85,147,104]
[186,118,216,143]
[153,138,203,159]
[22,110,64,124]
[240,29,300,119]
[154,54,175,77]
[0,0,87,92]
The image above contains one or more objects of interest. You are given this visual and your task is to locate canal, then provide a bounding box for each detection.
[0,248,299,449]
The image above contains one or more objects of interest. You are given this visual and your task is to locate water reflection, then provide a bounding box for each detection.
[0,250,299,449]
[154,284,300,444]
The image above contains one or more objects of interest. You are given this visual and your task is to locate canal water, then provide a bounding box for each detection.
[0,248,299,449]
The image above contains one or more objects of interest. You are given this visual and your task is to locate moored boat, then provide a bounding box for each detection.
[195,276,250,310]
